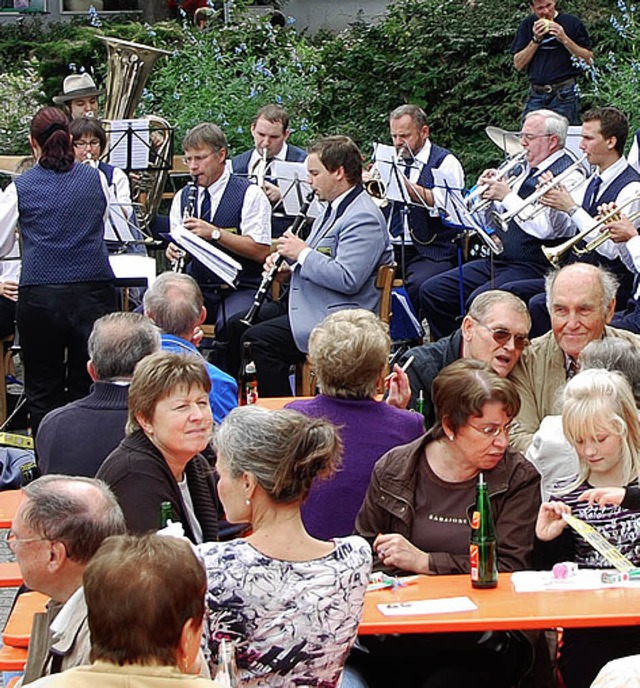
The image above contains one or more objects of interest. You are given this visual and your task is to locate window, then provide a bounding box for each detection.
[62,0,138,11]
[0,0,45,11]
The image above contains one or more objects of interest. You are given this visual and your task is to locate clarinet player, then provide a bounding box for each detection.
[165,122,271,349]
[226,135,393,397]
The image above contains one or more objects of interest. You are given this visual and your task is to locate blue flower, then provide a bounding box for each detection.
[275,95,283,104]
[88,5,102,28]
[173,92,181,100]
[236,126,244,134]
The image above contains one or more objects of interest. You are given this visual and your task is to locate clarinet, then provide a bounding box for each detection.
[241,191,315,326]
[173,177,197,273]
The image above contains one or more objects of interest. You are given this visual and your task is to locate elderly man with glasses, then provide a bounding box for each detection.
[509,263,640,453]
[7,475,125,685]
[418,108,584,341]
[388,290,531,428]
[165,122,271,343]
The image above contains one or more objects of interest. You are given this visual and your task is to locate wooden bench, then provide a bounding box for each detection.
[3,591,48,648]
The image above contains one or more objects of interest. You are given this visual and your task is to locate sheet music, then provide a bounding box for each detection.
[271,160,322,218]
[170,224,242,287]
[109,254,157,287]
[432,169,474,230]
[108,119,150,169]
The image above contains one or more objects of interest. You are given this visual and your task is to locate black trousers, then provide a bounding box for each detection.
[17,282,117,438]
[226,300,306,397]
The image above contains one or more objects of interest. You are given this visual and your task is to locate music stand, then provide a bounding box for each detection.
[103,118,173,173]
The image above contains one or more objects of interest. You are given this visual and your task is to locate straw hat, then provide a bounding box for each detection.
[52,73,104,104]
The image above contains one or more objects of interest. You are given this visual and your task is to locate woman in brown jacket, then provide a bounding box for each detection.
[353,359,550,688]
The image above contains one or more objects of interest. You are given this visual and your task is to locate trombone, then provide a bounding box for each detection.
[465,151,527,213]
[494,155,589,230]
[542,194,640,266]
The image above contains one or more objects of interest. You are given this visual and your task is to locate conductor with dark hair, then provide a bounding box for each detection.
[0,106,116,436]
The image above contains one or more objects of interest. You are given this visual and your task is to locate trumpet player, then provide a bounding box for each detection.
[420,109,582,341]
[387,104,465,313]
[229,104,307,237]
[592,210,640,334]
[166,123,271,343]
[538,108,640,305]
[511,0,592,125]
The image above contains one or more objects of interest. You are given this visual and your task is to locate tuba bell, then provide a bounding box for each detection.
[98,35,173,232]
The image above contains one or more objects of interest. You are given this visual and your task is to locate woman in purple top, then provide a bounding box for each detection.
[287,308,424,539]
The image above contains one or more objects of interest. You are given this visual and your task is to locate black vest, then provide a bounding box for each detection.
[181,176,262,288]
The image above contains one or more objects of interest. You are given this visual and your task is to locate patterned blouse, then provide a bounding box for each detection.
[199,536,372,687]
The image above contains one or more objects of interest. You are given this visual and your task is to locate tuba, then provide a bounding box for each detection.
[98,35,173,232]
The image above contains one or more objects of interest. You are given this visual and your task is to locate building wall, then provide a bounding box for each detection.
[283,0,389,33]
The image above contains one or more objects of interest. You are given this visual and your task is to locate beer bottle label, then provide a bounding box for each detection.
[470,543,479,581]
[471,510,480,529]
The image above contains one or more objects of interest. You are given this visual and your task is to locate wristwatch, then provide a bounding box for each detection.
[211,227,221,241]
[567,205,580,217]
[532,36,542,44]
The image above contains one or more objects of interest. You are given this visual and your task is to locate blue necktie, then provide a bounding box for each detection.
[518,167,538,199]
[199,189,212,222]
[582,175,602,215]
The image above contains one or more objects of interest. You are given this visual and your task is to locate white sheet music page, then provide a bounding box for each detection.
[108,119,150,169]
[170,224,241,288]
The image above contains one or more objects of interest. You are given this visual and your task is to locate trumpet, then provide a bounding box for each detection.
[494,155,589,230]
[465,151,527,213]
[542,194,640,265]
[364,165,388,208]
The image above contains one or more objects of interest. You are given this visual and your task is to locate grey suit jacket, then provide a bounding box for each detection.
[288,186,393,352]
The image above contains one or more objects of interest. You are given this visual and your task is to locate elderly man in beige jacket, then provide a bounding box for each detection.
[510,263,640,453]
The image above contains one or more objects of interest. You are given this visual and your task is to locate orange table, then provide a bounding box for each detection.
[0,490,24,529]
[256,396,311,410]
[3,591,49,647]
[359,573,640,635]
[0,644,28,672]
[0,562,23,588]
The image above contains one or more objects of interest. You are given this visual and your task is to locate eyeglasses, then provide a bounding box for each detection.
[73,139,101,149]
[475,321,530,350]
[468,420,519,438]
[182,152,215,165]
[5,530,49,552]
[519,132,551,143]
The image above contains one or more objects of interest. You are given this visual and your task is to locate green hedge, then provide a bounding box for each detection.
[0,0,633,178]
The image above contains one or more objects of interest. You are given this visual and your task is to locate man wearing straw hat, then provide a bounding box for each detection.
[52,73,104,121]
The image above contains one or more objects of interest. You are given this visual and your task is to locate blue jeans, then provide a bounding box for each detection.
[522,83,580,125]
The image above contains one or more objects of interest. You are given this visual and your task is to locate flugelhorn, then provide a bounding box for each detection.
[494,155,589,230]
[542,194,640,265]
[466,151,527,213]
[364,165,388,208]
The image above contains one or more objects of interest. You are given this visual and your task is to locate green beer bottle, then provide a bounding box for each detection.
[160,501,173,528]
[470,472,498,588]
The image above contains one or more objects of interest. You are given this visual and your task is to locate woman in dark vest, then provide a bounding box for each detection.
[0,106,116,436]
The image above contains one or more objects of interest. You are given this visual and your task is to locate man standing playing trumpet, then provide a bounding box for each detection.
[511,0,592,124]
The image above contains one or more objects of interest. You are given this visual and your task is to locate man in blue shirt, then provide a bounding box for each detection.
[143,272,237,423]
